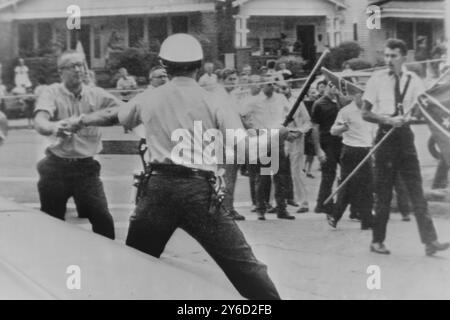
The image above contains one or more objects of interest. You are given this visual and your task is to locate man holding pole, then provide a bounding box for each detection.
[362,38,450,256]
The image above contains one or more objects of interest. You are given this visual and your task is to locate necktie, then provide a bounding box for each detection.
[393,74,402,116]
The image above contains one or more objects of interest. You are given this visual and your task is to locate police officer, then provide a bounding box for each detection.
[33,50,120,239]
[362,38,450,256]
[69,34,284,299]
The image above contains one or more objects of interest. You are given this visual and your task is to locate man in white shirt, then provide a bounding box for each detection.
[244,75,296,220]
[198,62,218,92]
[116,67,137,102]
[362,38,449,256]
[328,91,374,230]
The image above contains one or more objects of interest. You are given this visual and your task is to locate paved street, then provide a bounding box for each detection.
[1,124,450,299]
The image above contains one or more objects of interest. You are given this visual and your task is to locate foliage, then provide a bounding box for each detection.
[344,58,372,71]
[324,41,363,71]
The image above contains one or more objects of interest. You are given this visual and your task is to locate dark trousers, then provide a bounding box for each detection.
[432,156,449,189]
[372,127,437,244]
[126,175,280,300]
[285,156,294,201]
[332,145,373,227]
[255,145,290,211]
[37,155,115,239]
[394,173,411,217]
[248,164,259,206]
[221,164,239,212]
[317,137,343,213]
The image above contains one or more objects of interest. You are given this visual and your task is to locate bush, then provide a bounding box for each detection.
[324,41,363,71]
[345,58,372,71]
[107,46,158,83]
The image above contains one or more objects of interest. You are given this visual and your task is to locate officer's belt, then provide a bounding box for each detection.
[150,163,215,180]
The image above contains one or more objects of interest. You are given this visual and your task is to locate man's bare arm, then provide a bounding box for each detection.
[361,100,405,127]
[81,107,120,127]
[311,123,326,163]
[34,111,59,136]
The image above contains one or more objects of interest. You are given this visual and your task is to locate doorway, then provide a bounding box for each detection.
[69,25,91,67]
[297,25,316,71]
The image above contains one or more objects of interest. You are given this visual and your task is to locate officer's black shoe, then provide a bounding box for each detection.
[251,206,258,213]
[230,210,246,221]
[425,241,450,256]
[327,214,337,229]
[370,242,391,255]
[287,199,299,207]
[277,209,295,220]
[349,212,361,221]
[297,207,309,214]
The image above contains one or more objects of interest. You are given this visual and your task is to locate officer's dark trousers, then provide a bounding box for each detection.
[285,156,295,201]
[126,175,280,300]
[37,155,115,239]
[332,145,373,227]
[316,136,342,213]
[221,164,239,212]
[255,145,290,211]
[372,127,437,244]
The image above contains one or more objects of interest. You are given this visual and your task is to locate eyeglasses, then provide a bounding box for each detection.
[152,75,168,79]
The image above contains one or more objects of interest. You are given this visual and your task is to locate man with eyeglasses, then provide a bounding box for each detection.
[33,50,121,239]
[311,80,344,215]
[362,38,450,256]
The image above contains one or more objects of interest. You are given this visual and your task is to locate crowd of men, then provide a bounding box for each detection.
[3,34,447,300]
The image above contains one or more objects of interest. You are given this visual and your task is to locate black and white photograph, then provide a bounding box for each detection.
[0,0,450,303]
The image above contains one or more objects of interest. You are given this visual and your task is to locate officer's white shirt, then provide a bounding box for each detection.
[118,77,245,173]
[362,66,425,116]
[332,101,373,148]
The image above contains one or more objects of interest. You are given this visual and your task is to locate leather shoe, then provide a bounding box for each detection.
[402,215,411,222]
[267,207,277,214]
[277,210,295,220]
[230,210,246,221]
[256,211,266,221]
[297,207,309,214]
[370,243,391,255]
[425,241,450,256]
[287,199,299,207]
[327,214,337,228]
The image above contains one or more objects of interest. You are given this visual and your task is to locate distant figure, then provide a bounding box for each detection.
[266,60,277,75]
[148,66,168,89]
[278,62,293,80]
[83,70,97,87]
[242,64,252,76]
[198,62,218,92]
[116,67,137,102]
[414,36,429,78]
[14,58,32,89]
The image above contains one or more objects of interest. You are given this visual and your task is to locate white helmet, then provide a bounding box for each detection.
[159,33,204,63]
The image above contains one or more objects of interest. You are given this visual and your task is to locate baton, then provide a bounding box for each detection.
[323,68,450,206]
[283,49,330,127]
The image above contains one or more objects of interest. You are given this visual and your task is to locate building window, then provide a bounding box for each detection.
[396,22,414,50]
[148,17,168,51]
[18,23,34,55]
[128,17,144,47]
[171,16,188,33]
[37,22,52,51]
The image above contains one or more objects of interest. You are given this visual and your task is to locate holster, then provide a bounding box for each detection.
[208,170,226,215]
[133,164,152,205]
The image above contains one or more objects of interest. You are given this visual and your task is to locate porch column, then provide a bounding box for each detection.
[446,0,450,64]
[234,15,249,48]
[326,17,335,47]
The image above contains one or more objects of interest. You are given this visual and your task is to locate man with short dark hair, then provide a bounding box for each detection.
[311,81,343,214]
[362,38,450,255]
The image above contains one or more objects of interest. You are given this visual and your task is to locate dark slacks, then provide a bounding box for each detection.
[221,164,239,212]
[255,144,290,211]
[37,154,115,239]
[372,127,437,244]
[394,173,411,217]
[432,156,449,189]
[332,145,373,227]
[316,136,343,213]
[126,175,280,300]
[248,164,259,206]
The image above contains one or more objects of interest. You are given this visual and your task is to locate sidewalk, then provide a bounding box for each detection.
[7,118,32,130]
